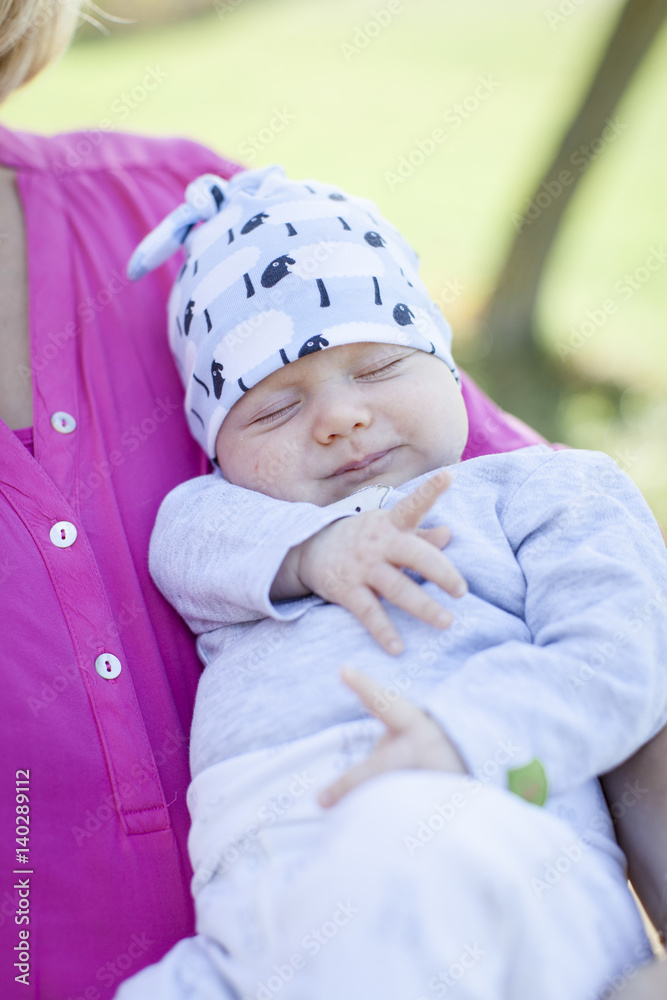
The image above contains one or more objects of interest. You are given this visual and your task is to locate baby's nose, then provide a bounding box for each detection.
[311,387,373,442]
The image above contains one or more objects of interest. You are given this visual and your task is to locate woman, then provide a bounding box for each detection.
[1,2,665,996]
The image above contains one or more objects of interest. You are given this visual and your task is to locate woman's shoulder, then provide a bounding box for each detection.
[0,123,243,185]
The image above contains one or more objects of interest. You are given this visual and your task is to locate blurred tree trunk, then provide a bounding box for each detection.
[471,0,667,438]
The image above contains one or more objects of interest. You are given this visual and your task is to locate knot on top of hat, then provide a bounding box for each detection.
[184,174,227,221]
[127,173,228,281]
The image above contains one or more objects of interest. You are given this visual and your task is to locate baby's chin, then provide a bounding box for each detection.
[312,466,457,507]
[269,475,389,507]
[252,453,464,506]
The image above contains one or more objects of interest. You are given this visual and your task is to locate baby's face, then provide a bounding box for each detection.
[215,342,468,506]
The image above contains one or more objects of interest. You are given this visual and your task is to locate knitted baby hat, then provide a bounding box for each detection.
[128,164,459,459]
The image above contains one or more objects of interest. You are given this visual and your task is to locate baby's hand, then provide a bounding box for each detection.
[297,470,467,656]
[318,665,466,808]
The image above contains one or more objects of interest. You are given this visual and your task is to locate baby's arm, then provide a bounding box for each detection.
[407,450,667,800]
[149,469,464,642]
[149,472,355,632]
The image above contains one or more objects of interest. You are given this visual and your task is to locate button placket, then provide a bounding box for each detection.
[5,168,169,833]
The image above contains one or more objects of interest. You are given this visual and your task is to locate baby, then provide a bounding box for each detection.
[116,166,667,1000]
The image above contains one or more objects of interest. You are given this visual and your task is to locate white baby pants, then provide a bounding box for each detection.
[115,719,652,1000]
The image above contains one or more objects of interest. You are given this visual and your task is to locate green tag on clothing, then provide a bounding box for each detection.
[507,759,548,806]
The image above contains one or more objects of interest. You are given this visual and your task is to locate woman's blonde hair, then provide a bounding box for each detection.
[0,0,81,104]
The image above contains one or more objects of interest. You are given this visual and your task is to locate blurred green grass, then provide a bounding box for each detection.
[2,0,667,519]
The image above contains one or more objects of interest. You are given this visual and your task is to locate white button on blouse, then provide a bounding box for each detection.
[49,521,78,548]
[51,411,77,434]
[94,653,122,680]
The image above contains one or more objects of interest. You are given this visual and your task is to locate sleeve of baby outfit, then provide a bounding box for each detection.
[149,472,351,632]
[410,449,667,801]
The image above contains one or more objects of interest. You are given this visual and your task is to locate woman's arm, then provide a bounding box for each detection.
[601,724,667,941]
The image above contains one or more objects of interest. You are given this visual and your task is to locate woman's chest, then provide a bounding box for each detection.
[0,167,31,428]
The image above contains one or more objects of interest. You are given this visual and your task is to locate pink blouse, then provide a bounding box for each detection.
[0,124,547,999]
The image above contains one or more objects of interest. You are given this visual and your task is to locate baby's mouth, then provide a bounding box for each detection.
[330,449,395,478]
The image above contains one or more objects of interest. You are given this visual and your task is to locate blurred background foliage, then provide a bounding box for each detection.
[2,0,667,521]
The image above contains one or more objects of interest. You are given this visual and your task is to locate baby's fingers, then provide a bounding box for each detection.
[390,532,467,600]
[417,525,451,549]
[318,753,382,808]
[367,563,455,633]
[342,584,407,655]
[392,470,452,532]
